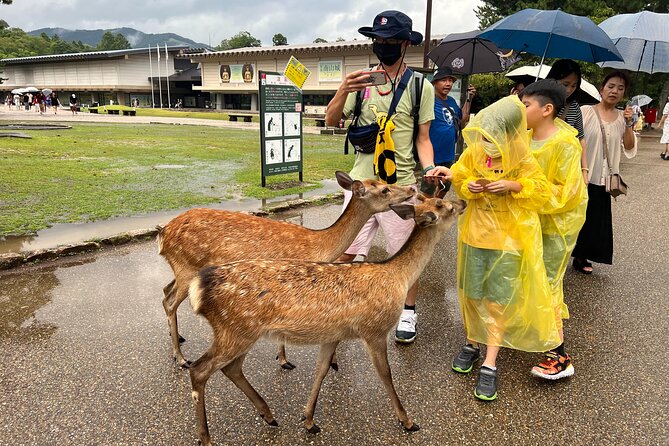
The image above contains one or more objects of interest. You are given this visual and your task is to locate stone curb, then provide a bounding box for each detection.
[0,192,344,272]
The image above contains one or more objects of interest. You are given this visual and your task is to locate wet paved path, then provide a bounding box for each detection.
[0,108,326,134]
[1,135,668,445]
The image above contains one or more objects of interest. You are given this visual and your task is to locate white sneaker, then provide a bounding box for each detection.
[394,309,417,344]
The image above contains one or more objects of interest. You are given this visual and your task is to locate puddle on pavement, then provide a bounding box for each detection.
[0,179,344,254]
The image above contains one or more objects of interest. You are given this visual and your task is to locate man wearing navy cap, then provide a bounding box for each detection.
[326,10,451,344]
[426,67,476,196]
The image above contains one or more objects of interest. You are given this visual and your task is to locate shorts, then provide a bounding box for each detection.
[342,185,418,258]
[459,244,522,305]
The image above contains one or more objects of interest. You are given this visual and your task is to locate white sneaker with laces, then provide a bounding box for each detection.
[394,309,417,344]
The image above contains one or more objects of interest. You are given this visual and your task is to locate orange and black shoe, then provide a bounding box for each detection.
[531,351,574,380]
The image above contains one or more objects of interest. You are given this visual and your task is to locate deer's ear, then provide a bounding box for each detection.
[351,180,366,197]
[390,204,415,220]
[415,211,437,227]
[336,171,354,191]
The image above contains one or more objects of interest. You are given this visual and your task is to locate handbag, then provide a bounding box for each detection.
[592,106,628,198]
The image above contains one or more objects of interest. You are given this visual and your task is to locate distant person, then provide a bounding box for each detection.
[51,92,60,115]
[572,71,636,274]
[69,94,78,115]
[659,96,669,160]
[424,66,475,198]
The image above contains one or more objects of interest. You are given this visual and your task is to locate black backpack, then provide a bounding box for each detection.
[345,71,424,162]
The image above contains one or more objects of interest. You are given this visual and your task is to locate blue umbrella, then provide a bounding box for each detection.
[598,11,669,74]
[480,9,623,74]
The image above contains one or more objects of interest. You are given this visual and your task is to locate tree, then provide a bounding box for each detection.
[96,31,131,51]
[215,31,261,50]
[272,33,288,46]
[336,37,346,42]
[1,0,13,4]
[313,37,327,43]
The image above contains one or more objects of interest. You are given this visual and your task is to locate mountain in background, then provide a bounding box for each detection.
[28,27,210,49]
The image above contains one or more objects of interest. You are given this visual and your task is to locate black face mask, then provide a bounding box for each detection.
[373,42,404,66]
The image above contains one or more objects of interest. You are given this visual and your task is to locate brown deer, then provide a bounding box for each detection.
[158,171,415,368]
[187,196,465,446]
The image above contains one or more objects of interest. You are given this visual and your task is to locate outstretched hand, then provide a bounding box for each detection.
[339,70,374,94]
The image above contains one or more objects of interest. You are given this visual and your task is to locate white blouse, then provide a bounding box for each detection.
[581,105,637,186]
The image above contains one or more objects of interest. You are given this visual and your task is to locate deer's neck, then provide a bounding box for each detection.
[314,198,371,253]
[385,224,443,287]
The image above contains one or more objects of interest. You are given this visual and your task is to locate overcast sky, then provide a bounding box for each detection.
[1,0,483,47]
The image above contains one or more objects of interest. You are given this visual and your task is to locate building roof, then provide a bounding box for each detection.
[1,45,193,65]
[184,36,446,59]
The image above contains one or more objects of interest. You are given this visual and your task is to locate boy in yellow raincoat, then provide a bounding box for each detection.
[521,80,588,380]
[450,95,559,401]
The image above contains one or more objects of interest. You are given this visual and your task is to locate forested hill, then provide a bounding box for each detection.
[28,27,209,49]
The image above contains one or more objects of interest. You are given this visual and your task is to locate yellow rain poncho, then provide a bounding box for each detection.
[529,118,588,328]
[451,95,560,352]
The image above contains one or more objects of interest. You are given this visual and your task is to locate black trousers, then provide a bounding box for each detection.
[572,183,613,264]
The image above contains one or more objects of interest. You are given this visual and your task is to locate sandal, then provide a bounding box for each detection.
[573,258,593,275]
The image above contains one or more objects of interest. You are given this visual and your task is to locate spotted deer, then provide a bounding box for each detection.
[187,197,465,445]
[158,171,415,368]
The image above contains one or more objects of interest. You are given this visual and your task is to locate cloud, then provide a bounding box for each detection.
[0,0,483,46]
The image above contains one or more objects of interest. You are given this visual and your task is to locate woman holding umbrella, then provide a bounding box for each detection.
[572,71,636,274]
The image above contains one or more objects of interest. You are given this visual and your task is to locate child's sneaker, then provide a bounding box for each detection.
[452,344,480,373]
[531,351,574,380]
[474,366,498,401]
[394,309,417,344]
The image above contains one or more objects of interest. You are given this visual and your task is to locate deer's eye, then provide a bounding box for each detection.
[382,187,390,194]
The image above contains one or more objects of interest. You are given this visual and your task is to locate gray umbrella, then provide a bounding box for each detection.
[598,11,669,73]
[427,30,519,75]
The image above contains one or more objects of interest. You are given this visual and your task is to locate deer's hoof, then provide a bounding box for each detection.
[179,335,186,344]
[330,362,339,372]
[280,361,296,370]
[306,424,321,434]
[261,414,278,427]
[179,360,192,370]
[403,422,420,432]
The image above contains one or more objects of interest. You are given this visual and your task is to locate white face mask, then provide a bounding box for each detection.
[481,140,501,158]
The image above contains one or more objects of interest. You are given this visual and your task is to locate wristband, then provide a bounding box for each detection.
[625,122,634,128]
[422,165,435,175]
[581,167,589,172]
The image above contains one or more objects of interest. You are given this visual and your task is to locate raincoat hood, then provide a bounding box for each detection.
[462,95,528,177]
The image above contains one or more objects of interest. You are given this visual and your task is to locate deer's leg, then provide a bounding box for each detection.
[162,279,185,343]
[189,347,235,446]
[276,341,296,370]
[221,354,277,426]
[162,281,191,368]
[302,341,339,434]
[363,336,419,432]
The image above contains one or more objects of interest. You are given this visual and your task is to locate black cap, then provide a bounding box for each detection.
[358,10,423,45]
[432,67,458,82]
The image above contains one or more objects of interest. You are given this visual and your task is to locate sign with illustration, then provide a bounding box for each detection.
[259,71,303,186]
[283,56,311,90]
[318,61,342,82]
[222,63,255,83]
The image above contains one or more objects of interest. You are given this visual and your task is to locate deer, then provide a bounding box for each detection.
[158,171,416,369]
[186,196,466,446]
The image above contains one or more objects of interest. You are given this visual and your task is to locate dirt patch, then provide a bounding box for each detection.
[265,180,308,190]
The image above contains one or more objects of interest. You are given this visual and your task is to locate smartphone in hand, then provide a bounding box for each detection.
[367,70,387,86]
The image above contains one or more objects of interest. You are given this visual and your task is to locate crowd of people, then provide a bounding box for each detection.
[326,9,644,401]
[4,90,67,115]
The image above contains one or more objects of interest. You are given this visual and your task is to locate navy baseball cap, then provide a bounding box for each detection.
[358,10,423,45]
[432,67,458,82]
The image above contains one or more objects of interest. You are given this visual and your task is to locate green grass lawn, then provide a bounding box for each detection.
[0,122,351,236]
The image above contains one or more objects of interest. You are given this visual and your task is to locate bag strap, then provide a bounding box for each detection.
[411,71,424,162]
[592,105,614,173]
[344,90,364,155]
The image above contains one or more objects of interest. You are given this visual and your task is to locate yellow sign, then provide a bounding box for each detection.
[283,55,311,90]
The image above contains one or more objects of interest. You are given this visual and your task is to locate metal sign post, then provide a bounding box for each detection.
[258,71,304,187]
